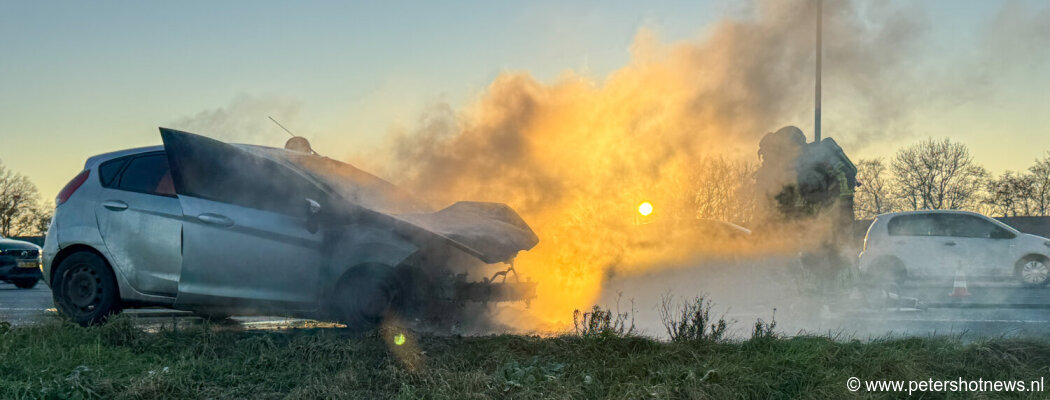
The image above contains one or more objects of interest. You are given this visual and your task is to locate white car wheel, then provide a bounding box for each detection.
[1019,258,1050,286]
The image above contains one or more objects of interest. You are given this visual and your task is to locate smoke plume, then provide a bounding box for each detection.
[373,0,927,330]
[169,93,302,144]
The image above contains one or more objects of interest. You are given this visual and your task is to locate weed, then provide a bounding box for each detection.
[750,309,778,341]
[658,294,729,343]
[572,295,636,338]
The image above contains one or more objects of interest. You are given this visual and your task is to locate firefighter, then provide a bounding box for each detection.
[756,126,807,218]
[756,126,858,290]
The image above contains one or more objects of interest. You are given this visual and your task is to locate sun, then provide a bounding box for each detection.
[637,201,653,217]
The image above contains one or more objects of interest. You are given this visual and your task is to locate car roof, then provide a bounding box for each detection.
[83,142,296,169]
[875,209,990,219]
[872,209,1023,234]
[84,145,165,169]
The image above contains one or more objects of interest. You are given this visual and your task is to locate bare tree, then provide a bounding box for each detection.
[891,138,987,211]
[1030,152,1050,216]
[690,157,757,225]
[0,160,47,237]
[984,171,1037,217]
[854,158,895,219]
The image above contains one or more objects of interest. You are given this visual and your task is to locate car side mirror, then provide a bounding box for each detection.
[305,198,321,233]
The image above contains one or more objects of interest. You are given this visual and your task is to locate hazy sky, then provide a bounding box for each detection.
[2,0,1048,202]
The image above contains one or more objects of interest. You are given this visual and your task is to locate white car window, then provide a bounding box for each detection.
[937,214,1015,239]
[887,214,941,236]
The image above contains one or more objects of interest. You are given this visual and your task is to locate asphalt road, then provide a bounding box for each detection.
[5,280,1050,338]
[0,282,54,325]
[819,281,1050,338]
[0,282,319,330]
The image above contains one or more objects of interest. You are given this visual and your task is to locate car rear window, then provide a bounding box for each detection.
[117,153,176,197]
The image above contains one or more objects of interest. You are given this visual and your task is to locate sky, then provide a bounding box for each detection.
[1,0,1049,203]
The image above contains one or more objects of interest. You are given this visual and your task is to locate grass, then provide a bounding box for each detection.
[3,315,1050,399]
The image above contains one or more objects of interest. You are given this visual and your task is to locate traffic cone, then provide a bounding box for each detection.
[949,270,970,297]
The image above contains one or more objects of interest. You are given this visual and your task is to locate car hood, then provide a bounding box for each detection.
[160,128,538,264]
[0,238,40,251]
[390,201,539,264]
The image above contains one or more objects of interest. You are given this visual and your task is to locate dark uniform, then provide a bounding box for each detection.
[756,126,858,287]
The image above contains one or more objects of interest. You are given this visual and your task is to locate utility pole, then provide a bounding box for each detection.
[814,0,823,143]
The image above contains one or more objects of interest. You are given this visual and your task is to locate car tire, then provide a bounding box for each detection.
[331,264,403,331]
[13,278,39,289]
[1016,255,1050,287]
[52,251,122,326]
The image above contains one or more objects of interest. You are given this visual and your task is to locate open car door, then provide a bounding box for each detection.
[161,128,327,312]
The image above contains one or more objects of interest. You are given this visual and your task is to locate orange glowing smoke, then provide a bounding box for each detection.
[368,0,923,330]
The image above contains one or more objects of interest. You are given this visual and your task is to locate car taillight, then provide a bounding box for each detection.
[56,169,90,207]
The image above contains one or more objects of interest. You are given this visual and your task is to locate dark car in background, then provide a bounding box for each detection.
[0,235,43,289]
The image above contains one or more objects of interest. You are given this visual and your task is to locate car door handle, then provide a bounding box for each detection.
[197,213,234,228]
[102,200,129,211]
[944,241,956,246]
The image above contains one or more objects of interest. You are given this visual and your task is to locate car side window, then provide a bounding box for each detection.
[115,153,176,197]
[99,157,130,187]
[887,214,937,236]
[942,214,1015,239]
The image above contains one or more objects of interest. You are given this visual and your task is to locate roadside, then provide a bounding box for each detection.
[3,316,1050,399]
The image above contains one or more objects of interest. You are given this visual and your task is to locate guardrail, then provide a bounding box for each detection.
[8,236,44,247]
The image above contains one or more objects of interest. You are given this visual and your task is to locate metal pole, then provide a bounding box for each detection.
[814,0,822,143]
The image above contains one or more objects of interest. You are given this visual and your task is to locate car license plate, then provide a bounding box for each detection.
[17,260,38,269]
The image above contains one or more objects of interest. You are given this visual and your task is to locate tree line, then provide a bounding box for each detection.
[854,138,1050,220]
[0,160,51,237]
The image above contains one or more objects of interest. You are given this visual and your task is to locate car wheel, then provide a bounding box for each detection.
[52,251,122,326]
[13,278,39,289]
[1017,256,1050,287]
[332,265,402,331]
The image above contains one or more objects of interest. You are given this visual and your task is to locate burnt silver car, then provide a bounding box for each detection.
[43,128,537,326]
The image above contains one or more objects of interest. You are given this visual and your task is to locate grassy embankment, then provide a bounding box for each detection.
[2,309,1050,399]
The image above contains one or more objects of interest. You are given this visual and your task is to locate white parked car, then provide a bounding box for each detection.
[858,210,1050,286]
